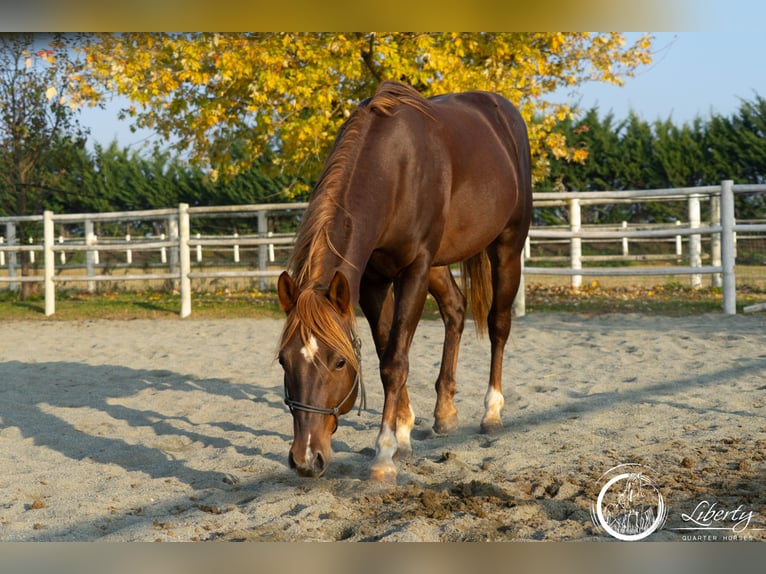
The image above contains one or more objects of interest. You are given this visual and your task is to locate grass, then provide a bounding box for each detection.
[0,289,284,321]
[1,280,764,320]
[524,282,729,316]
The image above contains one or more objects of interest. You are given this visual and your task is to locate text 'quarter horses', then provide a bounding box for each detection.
[277,81,532,481]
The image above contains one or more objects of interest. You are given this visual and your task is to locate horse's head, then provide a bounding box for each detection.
[277,270,363,478]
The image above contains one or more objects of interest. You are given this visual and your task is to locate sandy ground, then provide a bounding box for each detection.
[1,312,765,542]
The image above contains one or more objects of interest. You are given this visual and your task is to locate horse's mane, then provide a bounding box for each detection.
[287,81,434,289]
[367,80,435,119]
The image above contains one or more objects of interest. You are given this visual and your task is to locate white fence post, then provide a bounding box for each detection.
[257,210,269,292]
[710,193,722,288]
[621,221,629,256]
[0,236,4,267]
[233,231,240,263]
[6,222,17,292]
[179,203,192,318]
[44,211,55,316]
[160,233,167,264]
[125,233,132,264]
[59,235,66,264]
[570,198,582,289]
[168,215,180,293]
[688,194,702,288]
[513,257,525,317]
[85,219,96,293]
[169,216,179,276]
[720,180,736,314]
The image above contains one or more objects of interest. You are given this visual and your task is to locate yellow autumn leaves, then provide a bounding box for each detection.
[75,33,653,195]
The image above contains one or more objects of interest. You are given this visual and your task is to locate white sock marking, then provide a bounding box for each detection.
[396,404,415,452]
[484,388,504,419]
[375,424,397,462]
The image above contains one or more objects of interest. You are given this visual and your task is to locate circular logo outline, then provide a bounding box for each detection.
[592,464,667,541]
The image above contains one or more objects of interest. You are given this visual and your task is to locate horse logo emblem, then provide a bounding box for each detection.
[591,463,668,541]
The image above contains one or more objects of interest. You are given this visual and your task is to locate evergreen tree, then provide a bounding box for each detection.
[540,94,766,224]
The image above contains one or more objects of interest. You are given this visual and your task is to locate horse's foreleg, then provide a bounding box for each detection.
[428,266,466,434]
[359,273,393,359]
[370,258,431,482]
[360,276,415,461]
[482,239,523,434]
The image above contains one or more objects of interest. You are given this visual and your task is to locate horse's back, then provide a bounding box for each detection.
[427,90,532,263]
[430,90,530,186]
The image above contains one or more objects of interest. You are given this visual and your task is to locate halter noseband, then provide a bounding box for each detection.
[283,333,367,433]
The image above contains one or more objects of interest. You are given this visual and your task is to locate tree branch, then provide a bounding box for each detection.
[360,33,382,83]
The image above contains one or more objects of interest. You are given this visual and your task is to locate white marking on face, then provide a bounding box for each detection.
[304,433,313,462]
[300,335,319,363]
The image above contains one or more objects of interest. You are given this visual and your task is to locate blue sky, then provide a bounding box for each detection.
[555,31,766,125]
[79,30,766,150]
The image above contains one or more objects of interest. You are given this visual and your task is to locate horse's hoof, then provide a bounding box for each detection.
[433,414,459,435]
[480,419,503,434]
[370,462,398,483]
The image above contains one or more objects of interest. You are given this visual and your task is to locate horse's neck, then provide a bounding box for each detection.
[304,243,365,306]
[298,119,386,303]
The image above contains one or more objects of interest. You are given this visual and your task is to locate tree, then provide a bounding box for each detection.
[541,94,766,224]
[713,96,766,220]
[0,33,90,294]
[708,96,766,186]
[77,32,653,194]
[0,34,90,214]
[652,117,706,188]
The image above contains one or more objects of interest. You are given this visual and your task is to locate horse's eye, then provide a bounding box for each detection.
[334,358,346,370]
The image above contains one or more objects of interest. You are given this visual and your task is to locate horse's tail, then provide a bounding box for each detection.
[460,250,493,337]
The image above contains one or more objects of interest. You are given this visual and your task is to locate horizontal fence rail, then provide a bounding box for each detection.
[0,181,764,316]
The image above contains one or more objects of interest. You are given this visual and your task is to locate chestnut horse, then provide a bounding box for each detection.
[277,81,532,481]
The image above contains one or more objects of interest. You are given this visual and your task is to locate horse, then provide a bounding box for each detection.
[277,80,532,481]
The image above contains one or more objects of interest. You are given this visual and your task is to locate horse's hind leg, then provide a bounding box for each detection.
[482,232,524,434]
[428,266,466,434]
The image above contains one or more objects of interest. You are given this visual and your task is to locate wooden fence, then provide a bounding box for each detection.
[1,181,764,316]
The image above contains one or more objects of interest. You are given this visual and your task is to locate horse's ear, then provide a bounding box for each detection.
[327,271,351,314]
[277,271,298,313]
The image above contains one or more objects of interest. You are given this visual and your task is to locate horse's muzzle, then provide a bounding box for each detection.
[288,449,328,478]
